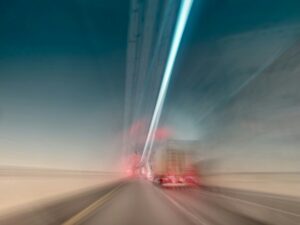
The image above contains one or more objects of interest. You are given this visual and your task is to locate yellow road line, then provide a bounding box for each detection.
[62,184,122,225]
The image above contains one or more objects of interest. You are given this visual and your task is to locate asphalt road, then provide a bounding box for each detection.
[68,180,267,225]
[1,179,299,225]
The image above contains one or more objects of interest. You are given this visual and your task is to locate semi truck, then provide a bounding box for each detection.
[151,141,200,187]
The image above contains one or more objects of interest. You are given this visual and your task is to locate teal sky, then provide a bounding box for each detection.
[1,0,300,172]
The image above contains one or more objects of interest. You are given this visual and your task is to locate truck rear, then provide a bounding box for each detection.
[151,143,200,187]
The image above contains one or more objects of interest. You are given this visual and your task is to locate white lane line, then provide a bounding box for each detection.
[154,187,210,225]
[62,184,122,225]
[202,191,300,217]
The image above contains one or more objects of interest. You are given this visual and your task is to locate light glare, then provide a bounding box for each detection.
[141,0,194,163]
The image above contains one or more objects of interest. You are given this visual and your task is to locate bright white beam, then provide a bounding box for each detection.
[141,0,194,163]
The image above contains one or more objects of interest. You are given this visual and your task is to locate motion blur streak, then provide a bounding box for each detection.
[197,43,292,123]
[2,0,300,225]
[62,184,122,225]
[141,0,194,163]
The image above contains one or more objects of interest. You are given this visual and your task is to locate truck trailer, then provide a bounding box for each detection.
[151,141,200,187]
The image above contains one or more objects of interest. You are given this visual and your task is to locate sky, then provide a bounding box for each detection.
[1,0,300,172]
[0,0,129,170]
[162,0,300,172]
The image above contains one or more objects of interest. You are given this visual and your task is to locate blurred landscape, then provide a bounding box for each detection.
[0,166,123,217]
[1,0,300,224]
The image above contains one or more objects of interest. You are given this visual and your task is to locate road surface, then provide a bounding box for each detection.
[1,179,299,225]
[79,180,265,225]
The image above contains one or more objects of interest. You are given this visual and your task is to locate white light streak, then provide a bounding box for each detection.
[141,0,194,163]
